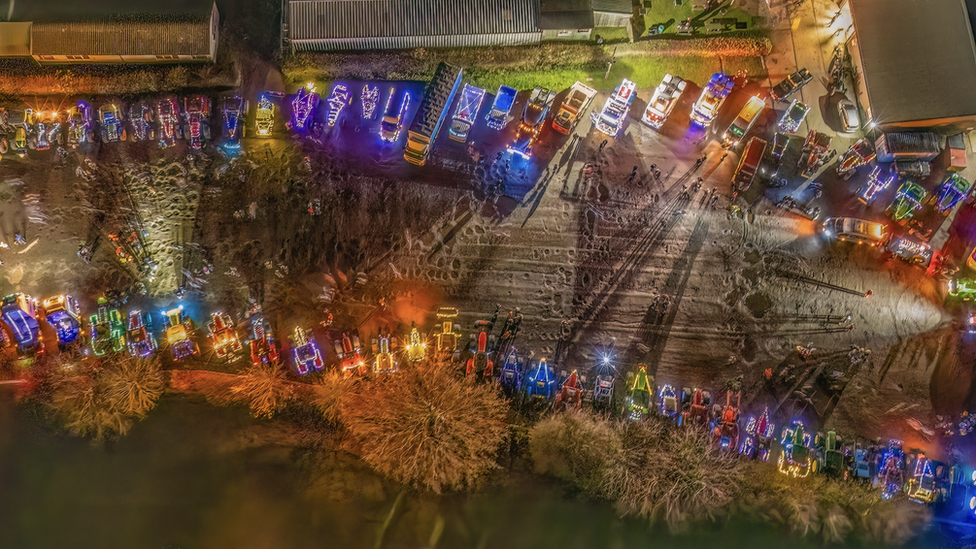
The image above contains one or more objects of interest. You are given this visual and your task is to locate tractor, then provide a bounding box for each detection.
[373,332,397,374]
[591,355,619,412]
[554,370,584,411]
[525,358,556,400]
[249,316,280,367]
[208,311,243,361]
[162,306,199,361]
[657,383,680,423]
[623,366,653,421]
[682,387,712,427]
[434,307,460,360]
[335,333,366,377]
[777,419,818,478]
[404,323,426,362]
[712,391,740,452]
[465,320,494,379]
[290,326,324,376]
[90,298,126,356]
[498,348,523,397]
[739,406,775,461]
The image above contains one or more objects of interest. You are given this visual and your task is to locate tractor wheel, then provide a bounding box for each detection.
[0,137,7,154]
[120,128,127,142]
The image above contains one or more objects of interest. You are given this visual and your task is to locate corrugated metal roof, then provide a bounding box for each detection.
[291,33,541,51]
[11,0,214,21]
[289,0,538,40]
[591,0,632,14]
[539,11,594,29]
[31,20,212,56]
[0,23,32,57]
[539,0,590,12]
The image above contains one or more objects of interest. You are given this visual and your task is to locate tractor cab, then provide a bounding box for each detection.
[434,307,460,358]
[525,358,556,400]
[465,319,494,379]
[554,370,584,411]
[498,348,523,396]
[373,332,397,374]
[624,366,653,421]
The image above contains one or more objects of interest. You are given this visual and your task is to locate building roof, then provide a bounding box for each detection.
[851,0,976,124]
[539,0,594,29]
[8,0,214,22]
[591,0,632,14]
[289,0,538,41]
[0,23,31,56]
[31,20,213,56]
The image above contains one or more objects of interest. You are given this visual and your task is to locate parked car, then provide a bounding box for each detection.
[821,217,888,246]
[837,98,860,133]
[777,99,810,134]
[770,68,813,102]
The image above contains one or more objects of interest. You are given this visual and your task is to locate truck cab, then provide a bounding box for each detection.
[485,85,517,131]
[380,88,410,142]
[691,73,734,128]
[508,86,556,158]
[642,74,686,130]
[552,81,597,134]
[594,78,637,138]
[448,83,485,143]
[722,95,765,147]
[733,137,767,192]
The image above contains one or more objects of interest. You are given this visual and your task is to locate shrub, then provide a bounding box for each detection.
[230,361,294,419]
[340,362,508,493]
[103,355,165,417]
[529,409,620,495]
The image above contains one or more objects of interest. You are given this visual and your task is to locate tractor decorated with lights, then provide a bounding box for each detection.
[739,406,775,461]
[89,298,126,356]
[326,84,351,127]
[289,326,323,376]
[66,102,94,149]
[525,358,557,400]
[434,307,461,360]
[372,332,397,374]
[623,366,653,421]
[98,103,126,143]
[156,97,182,148]
[289,83,319,133]
[554,370,584,411]
[219,94,248,151]
[404,323,426,362]
[208,311,243,361]
[126,309,157,358]
[361,85,380,120]
[905,454,948,504]
[818,430,847,477]
[127,101,155,142]
[682,387,712,427]
[335,332,366,377]
[878,440,907,500]
[657,383,681,423]
[1,293,43,358]
[777,419,819,478]
[712,391,741,452]
[41,294,82,348]
[498,348,523,397]
[248,316,279,367]
[182,95,212,152]
[465,320,494,379]
[162,306,200,362]
[592,355,619,412]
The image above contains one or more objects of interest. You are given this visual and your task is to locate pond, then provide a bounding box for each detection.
[0,391,947,549]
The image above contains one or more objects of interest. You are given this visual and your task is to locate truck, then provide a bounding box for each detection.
[691,73,734,128]
[448,83,485,142]
[733,137,767,192]
[508,86,556,158]
[380,88,410,143]
[404,62,463,166]
[874,132,941,163]
[594,78,637,138]
[641,73,686,130]
[552,81,597,134]
[485,85,517,130]
[722,95,765,147]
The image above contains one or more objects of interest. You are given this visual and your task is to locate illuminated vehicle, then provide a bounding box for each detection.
[380,88,410,142]
[372,332,397,374]
[39,111,63,148]
[594,78,636,138]
[335,332,365,377]
[739,407,775,461]
[777,99,809,134]
[254,93,276,137]
[404,323,426,362]
[690,73,734,127]
[182,95,212,152]
[127,102,155,142]
[886,181,926,222]
[289,83,319,133]
[360,84,380,120]
[837,98,860,132]
[434,307,460,357]
[722,95,765,147]
[878,440,907,500]
[219,94,248,151]
[553,81,597,134]
[162,306,200,361]
[821,217,887,247]
[448,83,486,142]
[733,137,766,192]
[850,437,879,482]
[156,97,182,148]
[208,311,243,361]
[66,102,94,149]
[712,391,740,452]
[905,455,947,504]
[770,68,812,102]
[465,320,494,379]
[657,383,680,422]
[819,430,846,476]
[623,365,653,421]
[41,294,82,347]
[777,419,818,478]
[554,370,584,411]
[837,138,876,179]
[326,84,351,127]
[857,166,894,205]
[886,236,932,266]
[35,120,51,151]
[290,326,323,376]
[949,277,976,301]
[404,62,463,166]
[98,104,126,143]
[525,357,556,400]
[89,298,126,356]
[508,86,556,158]
[248,316,279,367]
[682,387,711,427]
[935,173,972,214]
[485,85,517,131]
[799,130,831,175]
[126,310,156,358]
[592,355,618,411]
[642,73,686,130]
[12,123,31,157]
[1,293,43,357]
[498,349,523,396]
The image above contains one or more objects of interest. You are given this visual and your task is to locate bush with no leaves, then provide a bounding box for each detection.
[340,362,508,493]
[230,361,294,419]
[529,409,620,495]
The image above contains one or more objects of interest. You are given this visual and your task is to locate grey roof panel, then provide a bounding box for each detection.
[539,11,594,29]
[539,0,591,12]
[10,0,214,21]
[591,0,632,14]
[31,20,212,56]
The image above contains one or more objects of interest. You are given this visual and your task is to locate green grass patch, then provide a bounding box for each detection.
[593,26,631,43]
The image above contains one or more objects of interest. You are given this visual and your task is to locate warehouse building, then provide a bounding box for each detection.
[0,0,219,64]
[539,0,633,41]
[846,0,976,132]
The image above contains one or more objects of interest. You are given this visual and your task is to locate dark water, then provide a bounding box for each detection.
[0,393,948,549]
